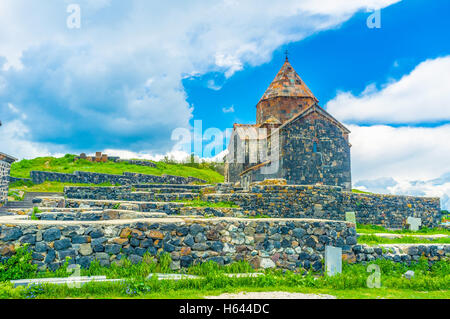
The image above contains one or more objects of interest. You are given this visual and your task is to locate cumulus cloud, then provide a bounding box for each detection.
[0,0,399,158]
[0,119,65,159]
[324,55,450,207]
[349,124,450,182]
[348,124,450,207]
[326,56,450,124]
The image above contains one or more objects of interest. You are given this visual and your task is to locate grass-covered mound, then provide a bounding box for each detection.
[358,234,450,245]
[10,154,224,184]
[357,224,450,236]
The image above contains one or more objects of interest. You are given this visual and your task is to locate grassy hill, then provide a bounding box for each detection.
[10,154,224,184]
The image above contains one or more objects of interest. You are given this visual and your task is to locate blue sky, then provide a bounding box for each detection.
[0,0,449,208]
[185,0,450,129]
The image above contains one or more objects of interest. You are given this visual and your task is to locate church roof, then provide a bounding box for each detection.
[259,58,318,102]
[273,103,351,136]
[262,116,282,125]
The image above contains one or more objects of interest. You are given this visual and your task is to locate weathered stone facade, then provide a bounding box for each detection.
[241,110,351,190]
[0,182,446,272]
[0,152,16,206]
[225,58,352,190]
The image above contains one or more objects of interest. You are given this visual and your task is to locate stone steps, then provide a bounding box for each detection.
[3,192,64,210]
[134,187,201,194]
[11,276,123,288]
[25,192,64,198]
[2,201,33,209]
[11,273,265,288]
[133,184,206,191]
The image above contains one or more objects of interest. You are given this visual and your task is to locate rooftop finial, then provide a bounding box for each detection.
[284,49,289,62]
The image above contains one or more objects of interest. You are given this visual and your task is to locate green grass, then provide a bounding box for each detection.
[352,189,372,194]
[1,246,449,299]
[247,214,271,219]
[9,181,118,193]
[2,283,448,299]
[356,224,450,236]
[10,154,224,184]
[358,234,450,245]
[7,189,25,201]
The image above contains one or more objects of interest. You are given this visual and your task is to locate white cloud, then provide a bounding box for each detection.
[0,119,65,159]
[349,124,450,182]
[325,55,450,207]
[326,56,450,124]
[0,0,401,157]
[222,105,235,113]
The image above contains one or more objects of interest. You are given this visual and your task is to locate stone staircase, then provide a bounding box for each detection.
[0,192,63,213]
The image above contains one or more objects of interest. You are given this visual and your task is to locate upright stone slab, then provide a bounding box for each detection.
[345,212,356,227]
[325,246,342,276]
[406,217,422,231]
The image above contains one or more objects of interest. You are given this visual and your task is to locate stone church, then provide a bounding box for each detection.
[225,57,352,190]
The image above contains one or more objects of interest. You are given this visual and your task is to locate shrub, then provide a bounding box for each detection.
[0,245,38,281]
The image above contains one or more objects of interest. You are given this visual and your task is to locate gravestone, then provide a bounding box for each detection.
[406,217,422,231]
[345,211,356,227]
[325,246,342,276]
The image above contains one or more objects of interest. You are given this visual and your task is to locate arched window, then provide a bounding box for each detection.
[313,141,318,153]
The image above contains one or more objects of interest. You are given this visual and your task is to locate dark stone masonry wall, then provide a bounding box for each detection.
[29,170,206,185]
[64,186,199,202]
[0,154,16,205]
[0,160,11,205]
[8,176,32,184]
[279,114,351,190]
[346,244,449,264]
[63,184,441,229]
[116,160,156,168]
[0,218,356,271]
[203,185,441,229]
[242,114,352,190]
[62,198,243,217]
[342,192,441,229]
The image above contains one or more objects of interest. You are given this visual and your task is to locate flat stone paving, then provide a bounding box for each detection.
[11,273,269,288]
[206,291,336,299]
[224,273,264,278]
[147,274,201,280]
[364,233,449,239]
[11,276,123,288]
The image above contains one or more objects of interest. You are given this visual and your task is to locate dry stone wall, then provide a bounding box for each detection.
[64,184,441,229]
[0,218,356,271]
[203,184,442,229]
[29,170,206,185]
